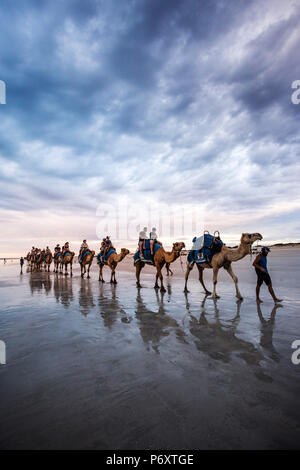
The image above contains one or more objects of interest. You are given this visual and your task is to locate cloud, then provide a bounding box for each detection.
[0,0,300,255]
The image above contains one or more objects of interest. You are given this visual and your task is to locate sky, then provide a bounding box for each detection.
[0,0,300,256]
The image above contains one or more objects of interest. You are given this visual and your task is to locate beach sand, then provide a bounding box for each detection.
[0,249,300,449]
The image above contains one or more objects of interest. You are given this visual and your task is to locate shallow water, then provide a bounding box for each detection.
[0,251,300,449]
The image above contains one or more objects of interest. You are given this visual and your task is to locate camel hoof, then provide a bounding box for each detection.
[237,296,243,301]
[212,295,220,299]
[184,288,189,293]
[87,276,90,279]
[154,285,159,289]
[160,287,166,293]
[114,281,117,284]
[81,274,84,278]
[205,291,212,295]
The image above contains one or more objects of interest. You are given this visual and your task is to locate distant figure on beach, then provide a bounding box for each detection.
[253,247,282,303]
[3,258,6,264]
[20,257,24,274]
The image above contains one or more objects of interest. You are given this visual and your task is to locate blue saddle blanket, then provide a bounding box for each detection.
[79,250,91,263]
[134,240,162,265]
[54,252,61,260]
[63,251,72,259]
[187,234,223,266]
[97,248,115,264]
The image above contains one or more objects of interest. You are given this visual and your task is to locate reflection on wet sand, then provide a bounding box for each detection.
[78,278,95,316]
[186,294,264,365]
[257,302,281,363]
[97,284,130,329]
[53,274,74,308]
[29,272,52,296]
[135,288,187,353]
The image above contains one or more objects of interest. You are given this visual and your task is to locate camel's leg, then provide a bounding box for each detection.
[196,265,211,295]
[65,263,68,276]
[136,262,143,288]
[111,268,117,284]
[184,263,193,292]
[212,266,220,299]
[154,271,159,289]
[224,264,242,300]
[156,265,166,292]
[99,264,104,282]
[87,263,90,279]
[70,262,73,277]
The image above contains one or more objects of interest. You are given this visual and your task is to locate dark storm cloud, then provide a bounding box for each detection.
[0,0,300,247]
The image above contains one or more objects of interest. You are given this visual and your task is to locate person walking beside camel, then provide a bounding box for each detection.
[253,247,282,303]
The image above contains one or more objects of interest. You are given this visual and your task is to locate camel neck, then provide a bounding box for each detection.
[225,242,251,262]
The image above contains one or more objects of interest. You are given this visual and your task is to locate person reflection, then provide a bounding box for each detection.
[256,302,281,363]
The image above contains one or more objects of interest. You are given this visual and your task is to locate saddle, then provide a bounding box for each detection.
[187,231,223,267]
[97,248,115,264]
[79,250,91,263]
[134,239,162,265]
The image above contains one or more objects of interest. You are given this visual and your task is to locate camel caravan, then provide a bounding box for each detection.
[25,229,263,299]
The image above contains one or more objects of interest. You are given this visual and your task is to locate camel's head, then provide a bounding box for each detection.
[172,241,185,252]
[241,233,263,245]
[121,248,130,256]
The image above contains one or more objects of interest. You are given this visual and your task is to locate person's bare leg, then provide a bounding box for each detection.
[256,284,263,303]
[268,284,282,303]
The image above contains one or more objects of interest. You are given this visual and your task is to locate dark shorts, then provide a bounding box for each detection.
[255,268,272,286]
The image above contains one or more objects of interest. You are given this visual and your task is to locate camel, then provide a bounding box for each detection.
[184,232,262,299]
[136,242,185,292]
[61,251,75,276]
[53,253,62,273]
[80,251,95,278]
[98,248,130,283]
[35,252,44,271]
[44,253,52,272]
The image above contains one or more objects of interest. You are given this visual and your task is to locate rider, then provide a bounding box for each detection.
[149,227,161,256]
[79,239,90,263]
[62,242,70,257]
[139,227,147,259]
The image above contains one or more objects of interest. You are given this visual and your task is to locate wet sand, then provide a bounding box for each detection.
[0,250,300,449]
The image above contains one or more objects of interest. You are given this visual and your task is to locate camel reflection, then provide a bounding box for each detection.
[79,279,95,316]
[135,288,186,353]
[187,294,263,365]
[29,272,52,296]
[97,284,130,329]
[53,274,74,308]
[257,302,281,362]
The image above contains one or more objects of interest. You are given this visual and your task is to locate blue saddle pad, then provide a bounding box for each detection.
[79,250,91,263]
[63,251,72,259]
[54,252,61,260]
[187,234,223,266]
[134,240,162,265]
[36,254,40,261]
[97,248,115,264]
